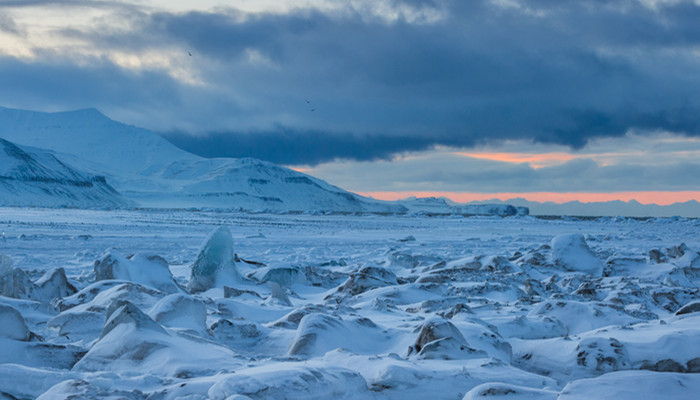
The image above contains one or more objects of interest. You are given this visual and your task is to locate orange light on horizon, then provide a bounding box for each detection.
[288,166,313,173]
[358,191,700,206]
[452,150,655,168]
[453,151,580,168]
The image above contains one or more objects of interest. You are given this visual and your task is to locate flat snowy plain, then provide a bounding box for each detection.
[1,208,699,399]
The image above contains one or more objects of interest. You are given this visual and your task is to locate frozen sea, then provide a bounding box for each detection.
[0,208,699,399]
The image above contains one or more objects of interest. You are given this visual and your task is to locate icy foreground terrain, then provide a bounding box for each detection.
[0,208,699,399]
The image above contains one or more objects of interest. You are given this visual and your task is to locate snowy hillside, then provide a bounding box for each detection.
[137,157,403,212]
[0,138,132,208]
[0,106,405,213]
[0,106,196,175]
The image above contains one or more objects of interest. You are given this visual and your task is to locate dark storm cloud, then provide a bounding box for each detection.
[2,0,700,164]
[151,0,700,162]
[0,55,186,113]
[164,129,440,165]
[0,0,130,8]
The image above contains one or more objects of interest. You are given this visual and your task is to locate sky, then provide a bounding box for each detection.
[1,0,700,208]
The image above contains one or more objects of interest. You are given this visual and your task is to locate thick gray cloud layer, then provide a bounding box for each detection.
[164,129,437,165]
[1,0,700,165]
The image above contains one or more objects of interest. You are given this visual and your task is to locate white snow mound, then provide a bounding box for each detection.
[0,304,31,341]
[463,382,558,400]
[94,250,179,293]
[559,370,700,400]
[208,364,370,400]
[551,233,603,276]
[149,293,208,333]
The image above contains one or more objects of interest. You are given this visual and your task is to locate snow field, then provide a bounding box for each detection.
[0,208,699,399]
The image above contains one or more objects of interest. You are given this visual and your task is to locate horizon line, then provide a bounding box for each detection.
[356,191,700,206]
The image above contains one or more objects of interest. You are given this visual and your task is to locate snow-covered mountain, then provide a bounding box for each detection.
[0,106,404,213]
[466,197,700,218]
[0,106,196,175]
[135,157,404,212]
[397,197,529,216]
[0,138,132,208]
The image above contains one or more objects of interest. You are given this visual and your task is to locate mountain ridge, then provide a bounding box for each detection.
[0,137,133,208]
[0,106,405,213]
[457,197,700,218]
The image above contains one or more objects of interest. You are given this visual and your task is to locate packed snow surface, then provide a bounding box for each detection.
[0,208,699,399]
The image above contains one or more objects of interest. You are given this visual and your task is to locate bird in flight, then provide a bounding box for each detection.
[310,108,316,112]
[188,51,192,56]
[304,99,310,104]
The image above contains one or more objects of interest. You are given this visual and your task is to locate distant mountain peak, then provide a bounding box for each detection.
[0,105,197,175]
[0,105,114,128]
[65,107,109,119]
[0,105,405,213]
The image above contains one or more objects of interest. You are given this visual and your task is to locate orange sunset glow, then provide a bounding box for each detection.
[451,150,656,168]
[359,191,700,206]
[453,152,580,168]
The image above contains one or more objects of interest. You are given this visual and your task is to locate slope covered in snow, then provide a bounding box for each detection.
[0,106,405,213]
[0,138,132,208]
[137,157,404,212]
[0,106,196,175]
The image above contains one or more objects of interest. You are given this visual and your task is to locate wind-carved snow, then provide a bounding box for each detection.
[463,382,558,400]
[288,313,391,357]
[94,250,180,294]
[1,251,77,302]
[551,233,604,276]
[407,316,486,360]
[0,210,699,399]
[266,281,293,306]
[148,293,209,333]
[0,304,32,341]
